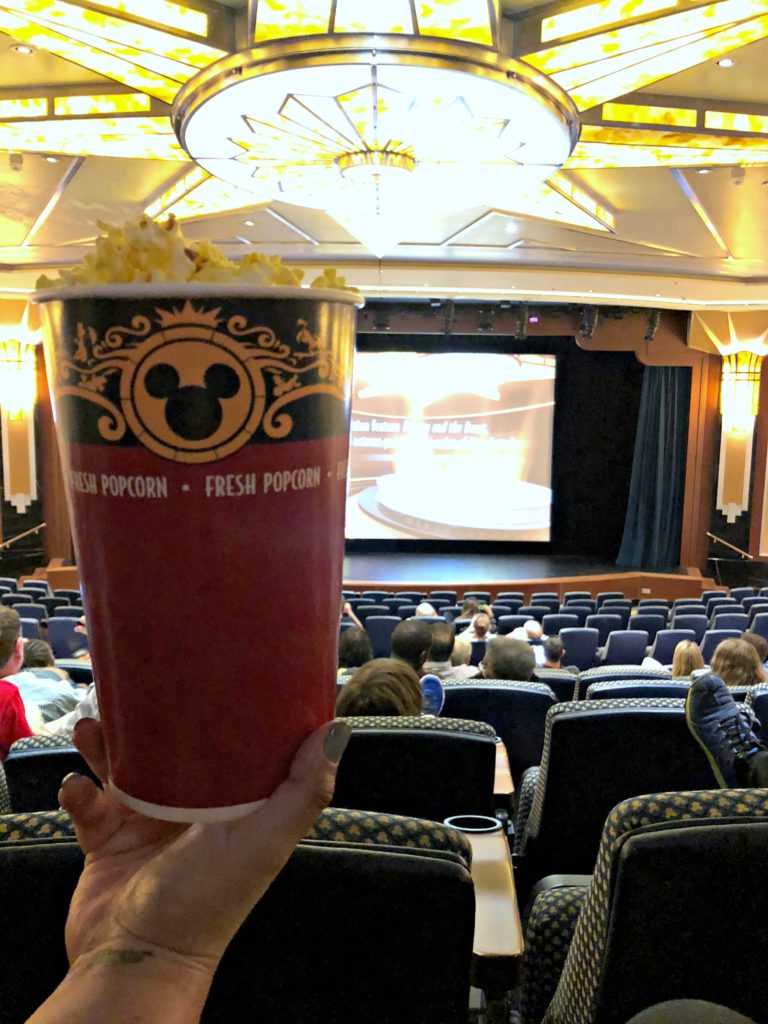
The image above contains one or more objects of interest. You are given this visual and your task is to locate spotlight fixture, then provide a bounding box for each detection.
[643,310,662,344]
[515,303,529,342]
[697,168,712,175]
[10,43,35,55]
[477,308,494,332]
[578,305,600,340]
[716,57,736,68]
[44,155,59,164]
[373,311,390,331]
[8,152,23,172]
[429,299,442,309]
[243,219,255,226]
[528,315,540,324]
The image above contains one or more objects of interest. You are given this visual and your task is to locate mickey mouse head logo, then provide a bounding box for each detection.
[144,362,240,442]
[123,334,263,463]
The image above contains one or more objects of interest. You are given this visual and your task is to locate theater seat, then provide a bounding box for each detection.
[585,680,692,700]
[560,627,599,671]
[0,808,476,1024]
[364,615,400,657]
[521,789,768,1024]
[513,699,714,904]
[332,715,498,821]
[441,680,557,787]
[600,630,649,665]
[700,629,742,663]
[647,628,696,664]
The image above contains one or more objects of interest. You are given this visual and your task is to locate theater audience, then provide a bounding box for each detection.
[0,607,33,758]
[671,639,705,678]
[415,601,437,618]
[4,638,82,727]
[335,658,423,717]
[480,636,537,682]
[391,619,432,676]
[337,626,372,677]
[422,622,479,681]
[710,638,767,689]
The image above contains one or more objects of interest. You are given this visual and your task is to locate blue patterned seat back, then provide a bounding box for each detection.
[333,715,497,821]
[441,680,557,787]
[543,790,768,1024]
[518,699,715,894]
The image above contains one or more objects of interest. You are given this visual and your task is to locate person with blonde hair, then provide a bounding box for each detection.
[710,638,767,689]
[671,640,704,678]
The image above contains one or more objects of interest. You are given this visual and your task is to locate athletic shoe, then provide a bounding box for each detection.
[419,673,445,717]
[685,672,765,788]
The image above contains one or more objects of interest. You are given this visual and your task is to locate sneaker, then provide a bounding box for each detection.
[419,673,445,717]
[685,672,765,788]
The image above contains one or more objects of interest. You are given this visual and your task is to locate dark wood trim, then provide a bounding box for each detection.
[749,360,768,556]
[679,353,721,570]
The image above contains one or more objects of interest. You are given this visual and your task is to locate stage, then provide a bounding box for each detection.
[342,551,713,601]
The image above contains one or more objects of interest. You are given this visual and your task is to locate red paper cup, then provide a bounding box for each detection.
[35,284,362,821]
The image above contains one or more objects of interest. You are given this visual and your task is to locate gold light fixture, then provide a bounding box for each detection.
[0,328,38,513]
[0,0,767,251]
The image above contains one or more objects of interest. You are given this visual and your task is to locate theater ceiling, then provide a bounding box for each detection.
[0,0,767,309]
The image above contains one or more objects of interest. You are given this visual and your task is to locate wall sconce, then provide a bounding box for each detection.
[0,332,38,513]
[717,348,763,523]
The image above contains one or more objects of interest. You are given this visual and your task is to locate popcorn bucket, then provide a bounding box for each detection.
[35,284,362,821]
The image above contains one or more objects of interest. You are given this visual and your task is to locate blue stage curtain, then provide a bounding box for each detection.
[617,365,692,569]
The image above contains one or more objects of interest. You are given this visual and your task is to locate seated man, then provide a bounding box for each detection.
[423,622,479,682]
[391,619,433,676]
[0,607,33,758]
[463,612,491,642]
[480,636,538,682]
[542,635,579,675]
[5,638,83,727]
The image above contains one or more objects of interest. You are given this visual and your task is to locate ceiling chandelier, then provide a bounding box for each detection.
[0,0,767,254]
[172,5,579,254]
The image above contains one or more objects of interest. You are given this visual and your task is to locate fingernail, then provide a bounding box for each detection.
[323,721,351,764]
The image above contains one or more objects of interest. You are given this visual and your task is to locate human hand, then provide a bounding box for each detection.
[343,602,353,616]
[60,717,349,974]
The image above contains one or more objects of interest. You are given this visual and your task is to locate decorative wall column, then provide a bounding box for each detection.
[0,328,38,513]
[689,312,768,530]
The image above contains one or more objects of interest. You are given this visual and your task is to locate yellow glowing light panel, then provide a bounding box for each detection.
[0,96,47,118]
[705,110,768,134]
[0,0,225,69]
[541,0,678,43]
[506,181,612,231]
[721,351,763,420]
[0,10,182,102]
[156,176,268,220]
[253,0,333,42]
[145,165,209,218]
[90,0,208,37]
[548,171,615,230]
[0,116,184,159]
[524,2,768,111]
[415,0,497,47]
[333,0,414,34]
[253,0,496,45]
[602,102,697,128]
[569,125,768,167]
[53,92,151,116]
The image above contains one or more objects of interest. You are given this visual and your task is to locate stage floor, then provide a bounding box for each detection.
[343,552,627,585]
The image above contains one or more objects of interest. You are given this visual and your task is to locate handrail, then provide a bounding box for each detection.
[706,531,753,561]
[0,522,46,551]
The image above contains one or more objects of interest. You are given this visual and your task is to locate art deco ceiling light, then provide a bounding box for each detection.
[0,0,767,253]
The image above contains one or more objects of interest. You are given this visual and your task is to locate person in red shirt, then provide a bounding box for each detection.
[0,606,33,759]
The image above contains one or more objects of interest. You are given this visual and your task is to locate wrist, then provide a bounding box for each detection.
[27,941,217,1024]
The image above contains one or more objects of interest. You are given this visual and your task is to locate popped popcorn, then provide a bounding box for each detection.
[36,216,359,294]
